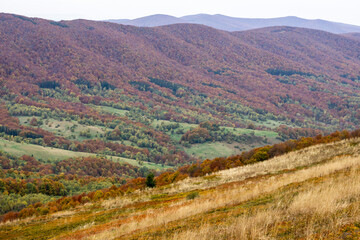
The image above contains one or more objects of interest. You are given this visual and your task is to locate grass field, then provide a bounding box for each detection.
[18,116,109,142]
[184,142,241,159]
[222,126,279,138]
[151,120,279,159]
[88,105,129,116]
[183,140,279,160]
[0,138,170,170]
[17,115,279,163]
[151,120,197,132]
[257,119,293,128]
[151,120,198,142]
[152,120,279,141]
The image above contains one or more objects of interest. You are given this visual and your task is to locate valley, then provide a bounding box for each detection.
[0,12,360,239]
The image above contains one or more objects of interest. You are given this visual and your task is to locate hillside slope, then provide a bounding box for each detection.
[2,13,360,131]
[1,137,359,239]
[343,32,360,41]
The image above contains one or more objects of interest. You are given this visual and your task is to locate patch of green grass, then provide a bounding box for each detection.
[259,119,296,129]
[151,119,278,141]
[184,142,240,160]
[222,126,279,138]
[151,120,198,142]
[113,140,135,147]
[18,116,109,141]
[0,138,170,170]
[151,120,197,131]
[87,104,129,116]
[0,138,92,161]
[167,132,183,142]
[150,120,279,159]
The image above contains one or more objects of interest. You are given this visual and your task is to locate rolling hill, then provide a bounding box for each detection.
[108,14,360,34]
[1,13,360,132]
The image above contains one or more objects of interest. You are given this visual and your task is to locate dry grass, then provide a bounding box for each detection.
[83,139,360,240]
[169,138,360,194]
[289,167,360,215]
[169,209,283,240]
[169,163,360,240]
[100,138,360,213]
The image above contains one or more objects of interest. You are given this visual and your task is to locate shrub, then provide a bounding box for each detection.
[93,190,104,201]
[29,117,38,126]
[186,191,199,200]
[145,173,156,188]
[81,196,90,203]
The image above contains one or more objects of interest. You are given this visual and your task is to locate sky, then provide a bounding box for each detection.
[1,0,360,26]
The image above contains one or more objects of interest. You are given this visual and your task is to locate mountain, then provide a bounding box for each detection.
[108,14,187,27]
[107,14,360,34]
[1,13,360,133]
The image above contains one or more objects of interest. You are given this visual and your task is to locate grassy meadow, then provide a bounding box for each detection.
[18,116,109,142]
[15,108,281,162]
[151,119,280,159]
[0,138,169,170]
[184,142,242,159]
[87,105,129,117]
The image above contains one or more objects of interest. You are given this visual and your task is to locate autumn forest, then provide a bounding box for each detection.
[1,12,360,239]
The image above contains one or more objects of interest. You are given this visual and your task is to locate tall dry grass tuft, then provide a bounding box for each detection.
[168,209,283,240]
[289,170,360,215]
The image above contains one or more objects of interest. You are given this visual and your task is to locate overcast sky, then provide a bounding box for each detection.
[1,0,360,25]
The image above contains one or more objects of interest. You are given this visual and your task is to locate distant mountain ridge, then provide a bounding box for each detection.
[107,14,360,34]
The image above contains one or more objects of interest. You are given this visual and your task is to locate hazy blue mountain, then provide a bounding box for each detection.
[107,14,360,33]
[108,14,187,27]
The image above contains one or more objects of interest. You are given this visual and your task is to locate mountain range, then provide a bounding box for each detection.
[107,14,360,34]
[1,13,360,132]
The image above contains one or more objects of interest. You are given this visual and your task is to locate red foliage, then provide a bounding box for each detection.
[276,125,324,140]
[0,211,18,222]
[180,127,212,143]
[54,157,141,178]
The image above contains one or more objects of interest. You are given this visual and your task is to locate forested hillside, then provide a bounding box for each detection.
[1,13,360,133]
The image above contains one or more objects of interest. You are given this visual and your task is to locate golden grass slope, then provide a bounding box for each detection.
[1,138,360,239]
